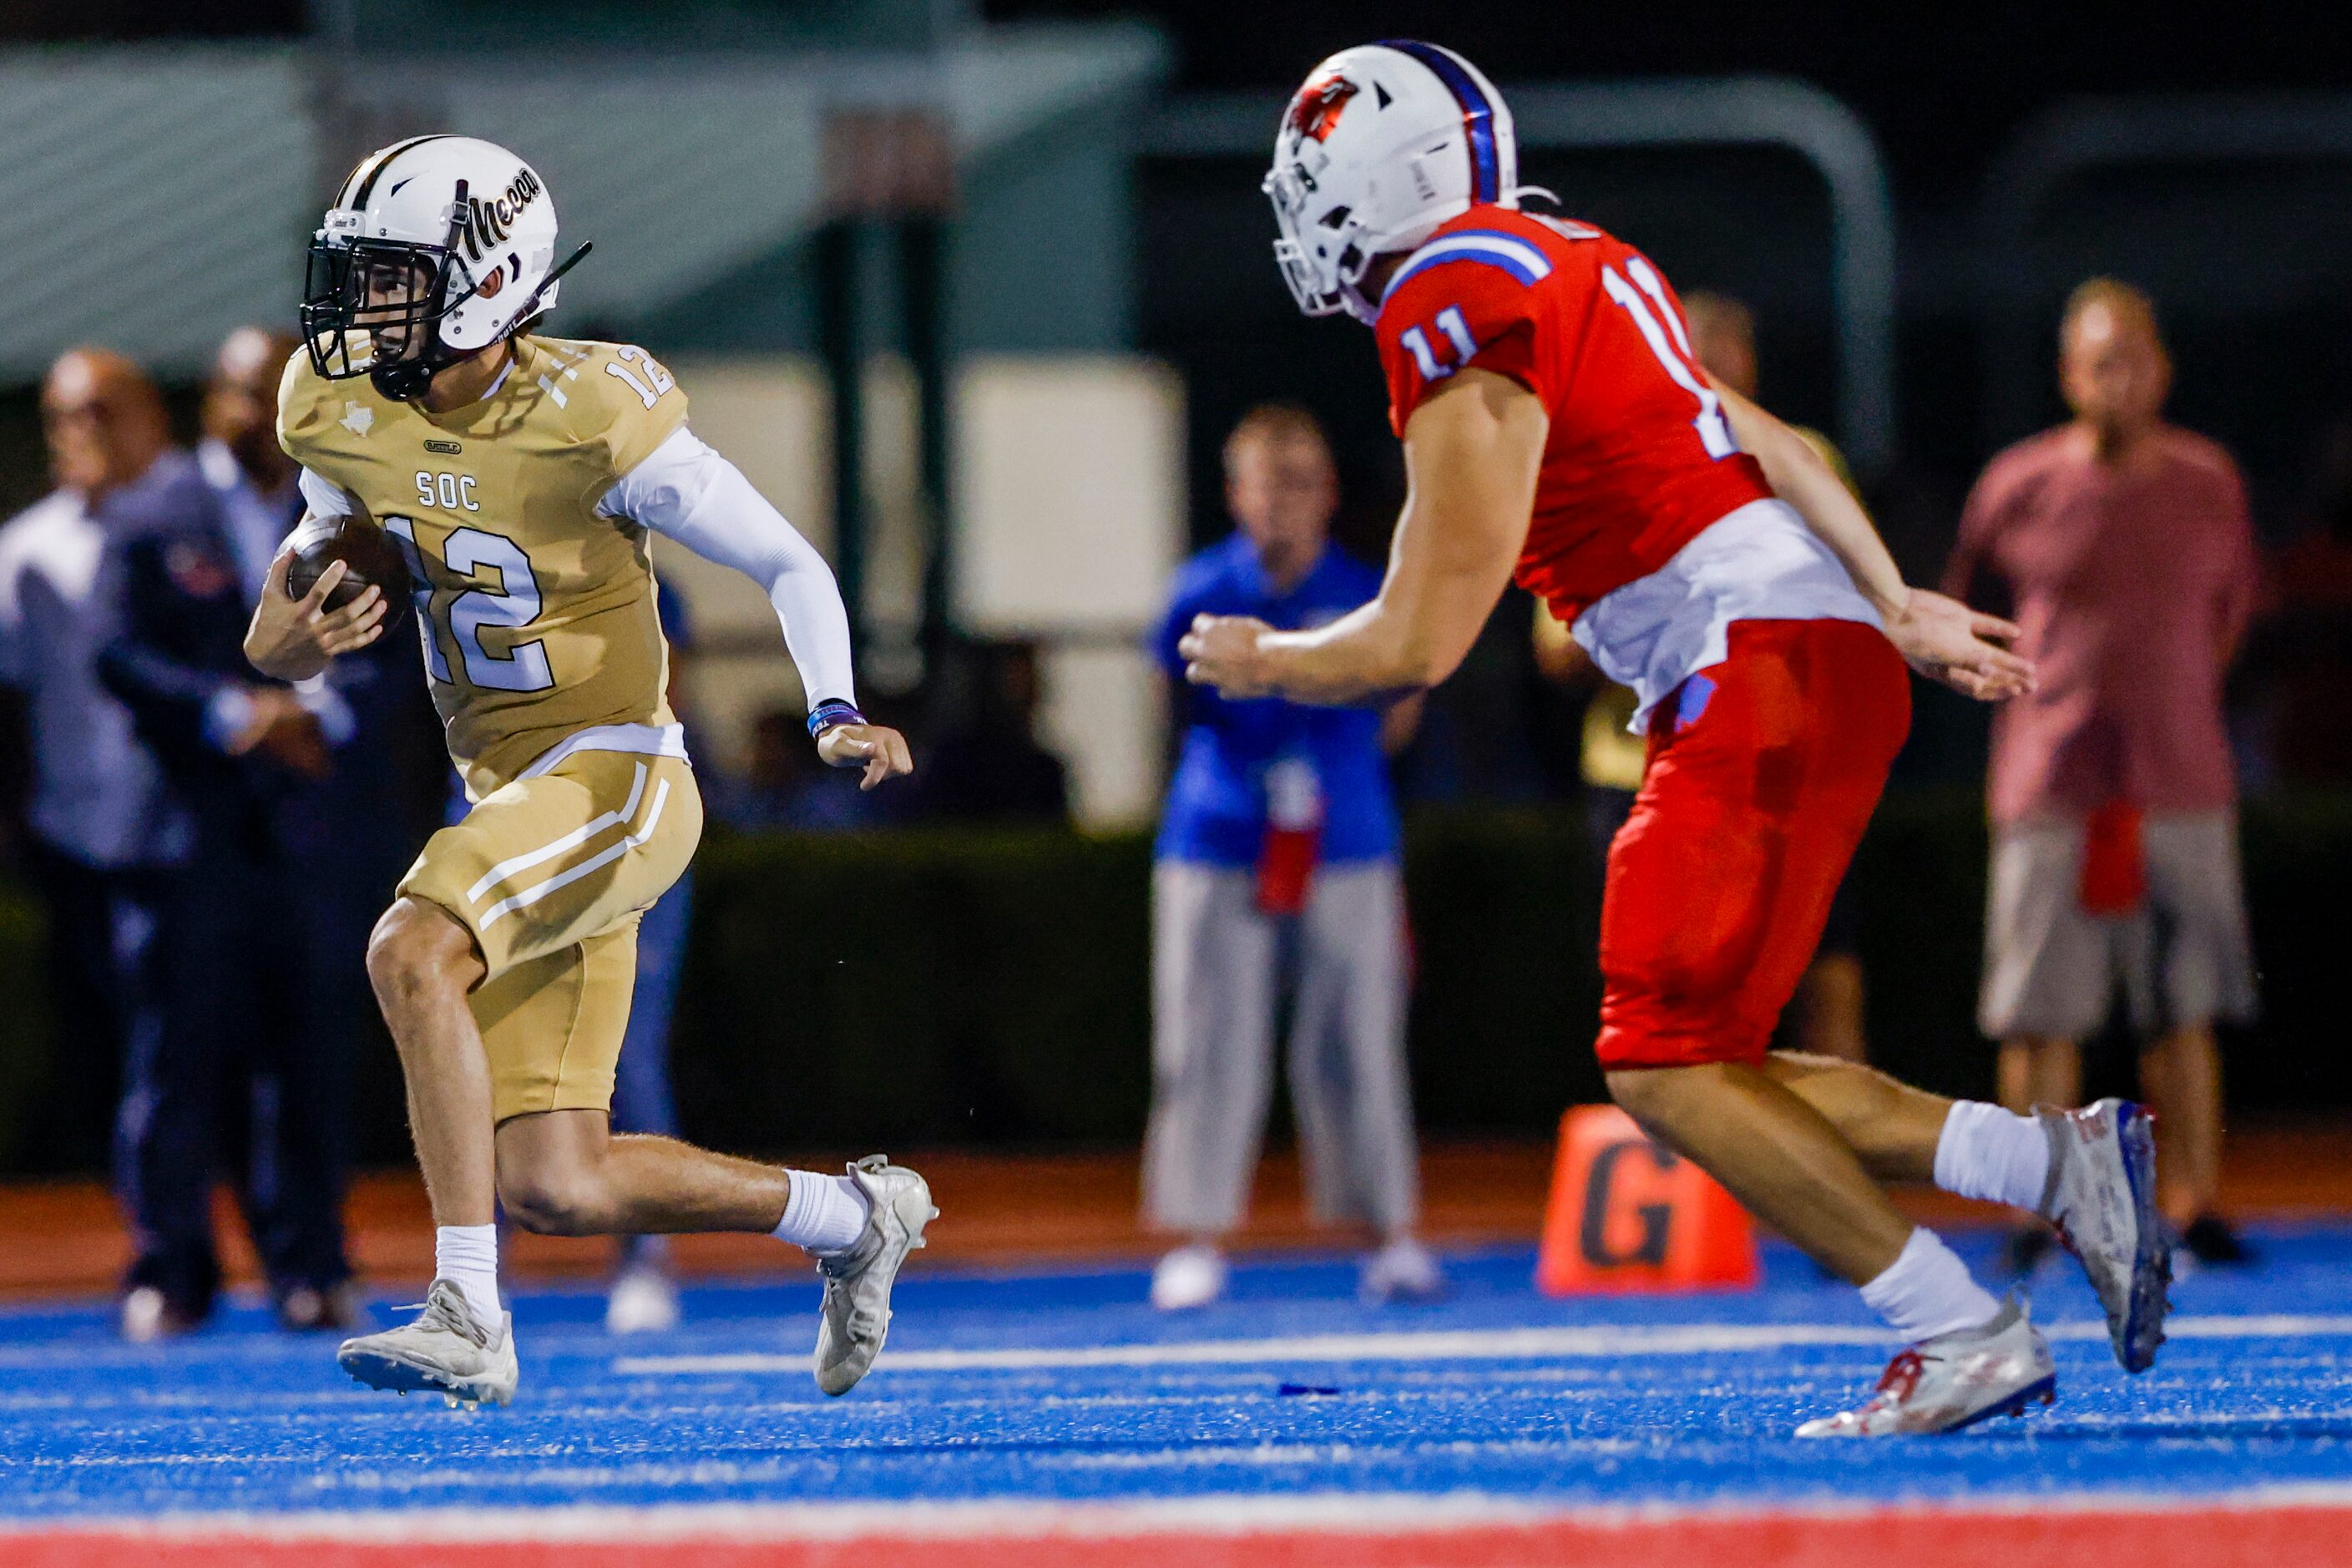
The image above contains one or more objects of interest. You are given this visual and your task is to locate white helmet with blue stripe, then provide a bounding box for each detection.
[1263,41,1519,323]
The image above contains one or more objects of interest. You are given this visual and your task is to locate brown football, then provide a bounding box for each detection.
[284,512,412,631]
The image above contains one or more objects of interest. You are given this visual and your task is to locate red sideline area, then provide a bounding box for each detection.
[5,1503,2348,1568]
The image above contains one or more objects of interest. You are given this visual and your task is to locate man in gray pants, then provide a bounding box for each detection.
[1946,280,2260,1269]
[1142,405,1439,1309]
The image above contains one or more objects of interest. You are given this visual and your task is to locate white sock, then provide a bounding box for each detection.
[1933,1100,2051,1211]
[435,1224,502,1319]
[773,1171,873,1255]
[1861,1227,2002,1343]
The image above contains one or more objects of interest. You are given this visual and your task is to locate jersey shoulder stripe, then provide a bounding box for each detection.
[1382,230,1555,301]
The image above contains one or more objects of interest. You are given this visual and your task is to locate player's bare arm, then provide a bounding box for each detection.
[242,538,387,680]
[1714,381,2036,703]
[1181,367,1545,704]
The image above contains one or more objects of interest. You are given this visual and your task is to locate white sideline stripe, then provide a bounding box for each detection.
[478,779,670,933]
[613,1313,2352,1377]
[18,1485,2352,1543]
[466,762,647,903]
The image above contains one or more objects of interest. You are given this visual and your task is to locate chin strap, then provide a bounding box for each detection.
[1505,183,1562,210]
[379,239,596,403]
[373,178,477,402]
[371,352,445,402]
[511,240,593,325]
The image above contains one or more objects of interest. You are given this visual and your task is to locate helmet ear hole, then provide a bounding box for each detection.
[1318,205,1353,229]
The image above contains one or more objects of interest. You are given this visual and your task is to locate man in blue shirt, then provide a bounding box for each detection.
[1143,404,1439,1308]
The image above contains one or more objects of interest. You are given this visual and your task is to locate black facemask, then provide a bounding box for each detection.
[299,180,478,403]
[299,175,590,405]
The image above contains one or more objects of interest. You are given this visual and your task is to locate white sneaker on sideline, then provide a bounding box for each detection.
[2036,1097,2171,1373]
[812,1156,937,1396]
[1795,1296,2055,1438]
[605,1266,680,1336]
[118,1286,187,1344]
[336,1278,518,1408]
[1359,1236,1448,1304]
[1150,1244,1227,1311]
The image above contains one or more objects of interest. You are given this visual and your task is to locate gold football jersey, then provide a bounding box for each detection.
[279,335,688,798]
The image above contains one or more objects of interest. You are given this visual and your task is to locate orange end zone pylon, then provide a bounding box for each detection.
[1535,1104,1759,1295]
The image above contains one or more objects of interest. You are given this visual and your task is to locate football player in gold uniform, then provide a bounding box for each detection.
[246,135,933,1407]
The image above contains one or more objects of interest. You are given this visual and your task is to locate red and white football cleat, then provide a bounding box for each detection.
[2036,1098,2171,1373]
[1796,1296,2056,1438]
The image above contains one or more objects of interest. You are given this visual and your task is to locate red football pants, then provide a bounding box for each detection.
[1596,619,1911,1071]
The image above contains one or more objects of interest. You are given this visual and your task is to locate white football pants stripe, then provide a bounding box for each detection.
[465,763,650,905]
[476,777,673,934]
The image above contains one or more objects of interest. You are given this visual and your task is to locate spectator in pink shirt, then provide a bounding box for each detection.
[1945,279,2259,1272]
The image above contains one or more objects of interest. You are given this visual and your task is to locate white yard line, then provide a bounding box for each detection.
[613,1313,2352,1378]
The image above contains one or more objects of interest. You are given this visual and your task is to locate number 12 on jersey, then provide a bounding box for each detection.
[382,516,556,693]
[1601,256,1739,460]
[604,346,675,410]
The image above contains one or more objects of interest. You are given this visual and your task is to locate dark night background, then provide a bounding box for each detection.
[13,1,2349,793]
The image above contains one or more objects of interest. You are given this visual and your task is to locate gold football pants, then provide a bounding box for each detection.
[398,747,701,1120]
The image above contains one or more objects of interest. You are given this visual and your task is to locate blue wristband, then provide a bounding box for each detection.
[807,700,865,738]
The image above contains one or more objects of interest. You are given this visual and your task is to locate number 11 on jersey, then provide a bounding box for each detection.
[1601,257,1739,460]
[1399,306,1479,382]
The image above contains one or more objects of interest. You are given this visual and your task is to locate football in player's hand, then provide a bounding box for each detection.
[285,513,412,631]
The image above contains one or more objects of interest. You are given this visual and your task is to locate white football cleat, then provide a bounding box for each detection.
[605,1265,680,1336]
[812,1156,936,1397]
[2036,1097,2170,1373]
[336,1279,518,1407]
[1796,1296,2055,1438]
[1358,1236,1447,1304]
[1150,1244,1228,1311]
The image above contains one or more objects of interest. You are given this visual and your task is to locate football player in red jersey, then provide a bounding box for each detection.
[1182,42,2172,1435]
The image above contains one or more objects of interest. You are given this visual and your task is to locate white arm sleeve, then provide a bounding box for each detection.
[297,468,354,520]
[599,426,857,711]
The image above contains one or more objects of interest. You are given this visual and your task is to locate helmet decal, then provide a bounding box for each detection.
[1286,72,1361,144]
[458,168,544,264]
[340,134,453,210]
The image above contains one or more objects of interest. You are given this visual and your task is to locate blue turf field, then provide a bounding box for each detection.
[5,1225,2351,1522]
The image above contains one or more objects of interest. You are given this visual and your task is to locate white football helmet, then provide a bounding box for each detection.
[301,134,586,400]
[1264,42,1520,322]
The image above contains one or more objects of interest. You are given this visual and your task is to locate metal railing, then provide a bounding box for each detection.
[1980,93,2352,452]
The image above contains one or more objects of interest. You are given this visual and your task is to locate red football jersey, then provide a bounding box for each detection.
[1376,205,1775,622]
